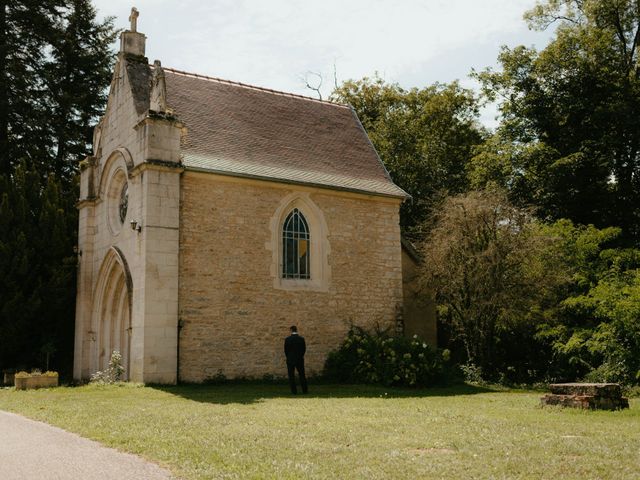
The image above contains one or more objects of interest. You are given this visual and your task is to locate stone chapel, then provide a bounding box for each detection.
[73,9,435,384]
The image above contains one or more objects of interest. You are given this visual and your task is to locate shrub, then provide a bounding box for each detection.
[90,351,125,384]
[460,363,484,384]
[324,326,448,387]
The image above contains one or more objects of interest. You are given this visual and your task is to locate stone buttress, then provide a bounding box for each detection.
[74,10,182,384]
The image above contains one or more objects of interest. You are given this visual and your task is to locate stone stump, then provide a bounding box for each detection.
[541,383,629,410]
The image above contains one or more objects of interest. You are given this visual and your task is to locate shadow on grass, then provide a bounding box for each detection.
[152,382,498,405]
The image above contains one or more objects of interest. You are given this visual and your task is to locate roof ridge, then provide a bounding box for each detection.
[159,66,350,108]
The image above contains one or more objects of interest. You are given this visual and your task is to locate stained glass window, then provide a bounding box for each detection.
[119,183,128,224]
[282,208,310,279]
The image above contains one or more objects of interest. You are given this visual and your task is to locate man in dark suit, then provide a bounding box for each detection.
[284,325,308,394]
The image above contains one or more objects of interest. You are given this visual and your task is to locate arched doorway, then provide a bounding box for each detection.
[91,248,132,379]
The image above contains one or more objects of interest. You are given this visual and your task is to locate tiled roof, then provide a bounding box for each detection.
[162,68,408,199]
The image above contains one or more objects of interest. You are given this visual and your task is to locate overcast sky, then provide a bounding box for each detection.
[92,1,553,126]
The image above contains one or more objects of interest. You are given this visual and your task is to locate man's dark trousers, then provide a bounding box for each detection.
[284,333,308,394]
[287,360,308,394]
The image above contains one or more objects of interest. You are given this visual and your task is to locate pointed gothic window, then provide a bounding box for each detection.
[282,208,310,279]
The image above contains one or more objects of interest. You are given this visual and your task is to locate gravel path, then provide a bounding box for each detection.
[0,410,175,480]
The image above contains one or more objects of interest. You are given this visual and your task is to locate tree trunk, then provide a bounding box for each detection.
[0,1,8,175]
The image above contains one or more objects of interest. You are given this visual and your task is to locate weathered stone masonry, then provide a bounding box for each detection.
[178,172,403,381]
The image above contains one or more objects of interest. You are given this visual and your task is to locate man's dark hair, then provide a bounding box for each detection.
[290,325,297,332]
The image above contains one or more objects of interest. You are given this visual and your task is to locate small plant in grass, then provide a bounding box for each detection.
[460,363,485,385]
[90,351,125,384]
[324,326,449,387]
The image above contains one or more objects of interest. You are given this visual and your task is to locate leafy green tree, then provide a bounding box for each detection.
[473,0,640,243]
[0,1,115,374]
[418,190,566,379]
[535,219,640,384]
[558,270,640,384]
[332,76,485,237]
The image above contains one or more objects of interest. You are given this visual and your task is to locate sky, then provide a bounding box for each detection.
[91,0,554,126]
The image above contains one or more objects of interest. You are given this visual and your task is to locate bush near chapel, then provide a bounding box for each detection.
[89,351,125,384]
[324,326,449,387]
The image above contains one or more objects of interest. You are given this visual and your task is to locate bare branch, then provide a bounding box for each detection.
[302,71,323,100]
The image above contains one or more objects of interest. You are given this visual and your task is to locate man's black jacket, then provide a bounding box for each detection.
[284,334,306,365]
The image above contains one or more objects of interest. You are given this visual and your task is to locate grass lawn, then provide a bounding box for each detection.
[0,383,638,479]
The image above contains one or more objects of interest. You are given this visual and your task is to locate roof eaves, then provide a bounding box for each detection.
[184,165,407,200]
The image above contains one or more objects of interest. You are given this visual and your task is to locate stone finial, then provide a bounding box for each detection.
[119,7,145,56]
[129,7,139,32]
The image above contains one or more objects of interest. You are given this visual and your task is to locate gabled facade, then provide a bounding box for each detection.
[74,12,426,384]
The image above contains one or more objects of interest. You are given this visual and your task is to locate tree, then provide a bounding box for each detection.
[0,1,115,178]
[472,0,640,243]
[0,0,63,175]
[418,190,565,378]
[332,76,485,237]
[0,164,76,371]
[0,1,115,374]
[46,0,116,179]
[534,220,640,384]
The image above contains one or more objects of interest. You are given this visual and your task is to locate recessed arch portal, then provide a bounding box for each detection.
[91,247,132,379]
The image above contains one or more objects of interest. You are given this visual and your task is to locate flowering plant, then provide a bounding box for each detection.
[324,326,449,387]
[90,351,125,384]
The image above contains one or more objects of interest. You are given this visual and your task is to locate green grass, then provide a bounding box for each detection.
[0,383,639,479]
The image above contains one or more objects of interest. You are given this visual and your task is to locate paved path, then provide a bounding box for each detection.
[0,410,175,480]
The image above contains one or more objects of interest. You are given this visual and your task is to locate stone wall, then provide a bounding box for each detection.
[178,172,404,381]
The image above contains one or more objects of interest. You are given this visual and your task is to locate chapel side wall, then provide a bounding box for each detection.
[178,172,403,382]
